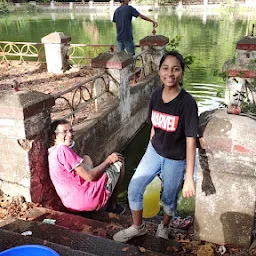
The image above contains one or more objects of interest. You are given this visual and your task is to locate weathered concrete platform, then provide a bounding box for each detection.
[0,207,182,255]
[0,229,94,256]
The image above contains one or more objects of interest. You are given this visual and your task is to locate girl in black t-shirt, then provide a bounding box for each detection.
[114,51,199,242]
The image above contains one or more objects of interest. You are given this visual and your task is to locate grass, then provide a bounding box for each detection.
[176,191,195,218]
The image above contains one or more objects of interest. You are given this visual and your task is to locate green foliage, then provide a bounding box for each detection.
[215,67,256,114]
[231,70,256,113]
[240,80,256,113]
[13,3,39,13]
[166,35,195,68]
[158,0,176,5]
[213,69,229,81]
[135,0,153,4]
[0,0,9,14]
[184,55,195,67]
[167,35,181,50]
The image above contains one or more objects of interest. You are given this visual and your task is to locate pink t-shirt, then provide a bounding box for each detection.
[48,145,109,211]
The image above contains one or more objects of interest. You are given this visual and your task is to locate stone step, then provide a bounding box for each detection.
[74,207,190,235]
[0,219,167,256]
[30,207,182,254]
[0,228,95,256]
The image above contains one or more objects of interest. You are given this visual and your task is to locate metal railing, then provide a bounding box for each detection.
[51,47,151,123]
[68,44,116,67]
[11,1,244,7]
[52,70,119,124]
[0,41,116,67]
[0,41,144,69]
[0,41,45,63]
[130,49,148,84]
[130,48,156,85]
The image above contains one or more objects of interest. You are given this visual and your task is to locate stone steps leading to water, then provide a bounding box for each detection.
[0,207,183,255]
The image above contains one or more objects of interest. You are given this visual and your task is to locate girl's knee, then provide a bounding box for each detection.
[128,179,146,202]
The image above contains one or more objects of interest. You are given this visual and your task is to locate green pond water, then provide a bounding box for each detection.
[0,9,254,112]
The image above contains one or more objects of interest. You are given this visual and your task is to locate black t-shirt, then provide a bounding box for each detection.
[149,87,199,160]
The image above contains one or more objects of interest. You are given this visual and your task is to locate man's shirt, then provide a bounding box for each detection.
[113,5,140,42]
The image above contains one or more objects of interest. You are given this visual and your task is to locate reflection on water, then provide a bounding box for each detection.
[187,83,225,114]
[0,11,253,107]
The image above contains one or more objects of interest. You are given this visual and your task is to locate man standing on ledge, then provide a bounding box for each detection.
[113,0,158,56]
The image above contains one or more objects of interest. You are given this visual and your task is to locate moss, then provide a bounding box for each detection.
[176,192,195,218]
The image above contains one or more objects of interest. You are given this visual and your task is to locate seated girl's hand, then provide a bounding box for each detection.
[106,153,124,165]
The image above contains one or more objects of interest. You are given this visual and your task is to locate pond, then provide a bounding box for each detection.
[0,9,254,113]
[0,8,254,214]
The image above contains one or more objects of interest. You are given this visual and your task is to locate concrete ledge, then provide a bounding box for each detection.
[1,218,169,255]
[0,229,94,256]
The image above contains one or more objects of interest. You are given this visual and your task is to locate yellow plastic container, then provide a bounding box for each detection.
[143,176,161,218]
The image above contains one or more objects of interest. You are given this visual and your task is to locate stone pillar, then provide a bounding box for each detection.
[91,52,133,122]
[89,0,94,8]
[41,32,71,74]
[69,2,73,9]
[194,109,256,248]
[50,0,55,8]
[223,36,256,106]
[0,90,57,207]
[154,2,159,10]
[177,0,182,9]
[139,35,169,77]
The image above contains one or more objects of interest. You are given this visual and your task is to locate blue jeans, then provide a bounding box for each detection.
[117,40,135,56]
[128,142,186,216]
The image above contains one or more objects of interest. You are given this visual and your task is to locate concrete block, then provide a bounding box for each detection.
[194,109,256,248]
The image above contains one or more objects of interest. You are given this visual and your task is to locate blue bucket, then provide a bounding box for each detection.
[0,245,60,256]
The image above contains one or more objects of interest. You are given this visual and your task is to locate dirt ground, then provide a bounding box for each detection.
[0,61,117,124]
[0,62,93,94]
[0,193,253,256]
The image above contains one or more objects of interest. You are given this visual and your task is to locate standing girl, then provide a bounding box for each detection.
[113,51,199,242]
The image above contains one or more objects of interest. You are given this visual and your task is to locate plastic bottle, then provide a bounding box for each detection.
[143,176,161,218]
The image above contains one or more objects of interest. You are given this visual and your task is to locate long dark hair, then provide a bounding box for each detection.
[159,50,185,72]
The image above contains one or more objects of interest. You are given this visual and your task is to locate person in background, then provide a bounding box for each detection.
[113,51,199,242]
[48,119,125,214]
[112,0,158,56]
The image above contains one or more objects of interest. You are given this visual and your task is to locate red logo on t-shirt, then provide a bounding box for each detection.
[151,110,179,132]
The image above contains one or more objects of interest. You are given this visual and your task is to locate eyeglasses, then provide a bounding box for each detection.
[55,129,74,135]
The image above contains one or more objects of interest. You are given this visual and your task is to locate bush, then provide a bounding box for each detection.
[0,0,9,14]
